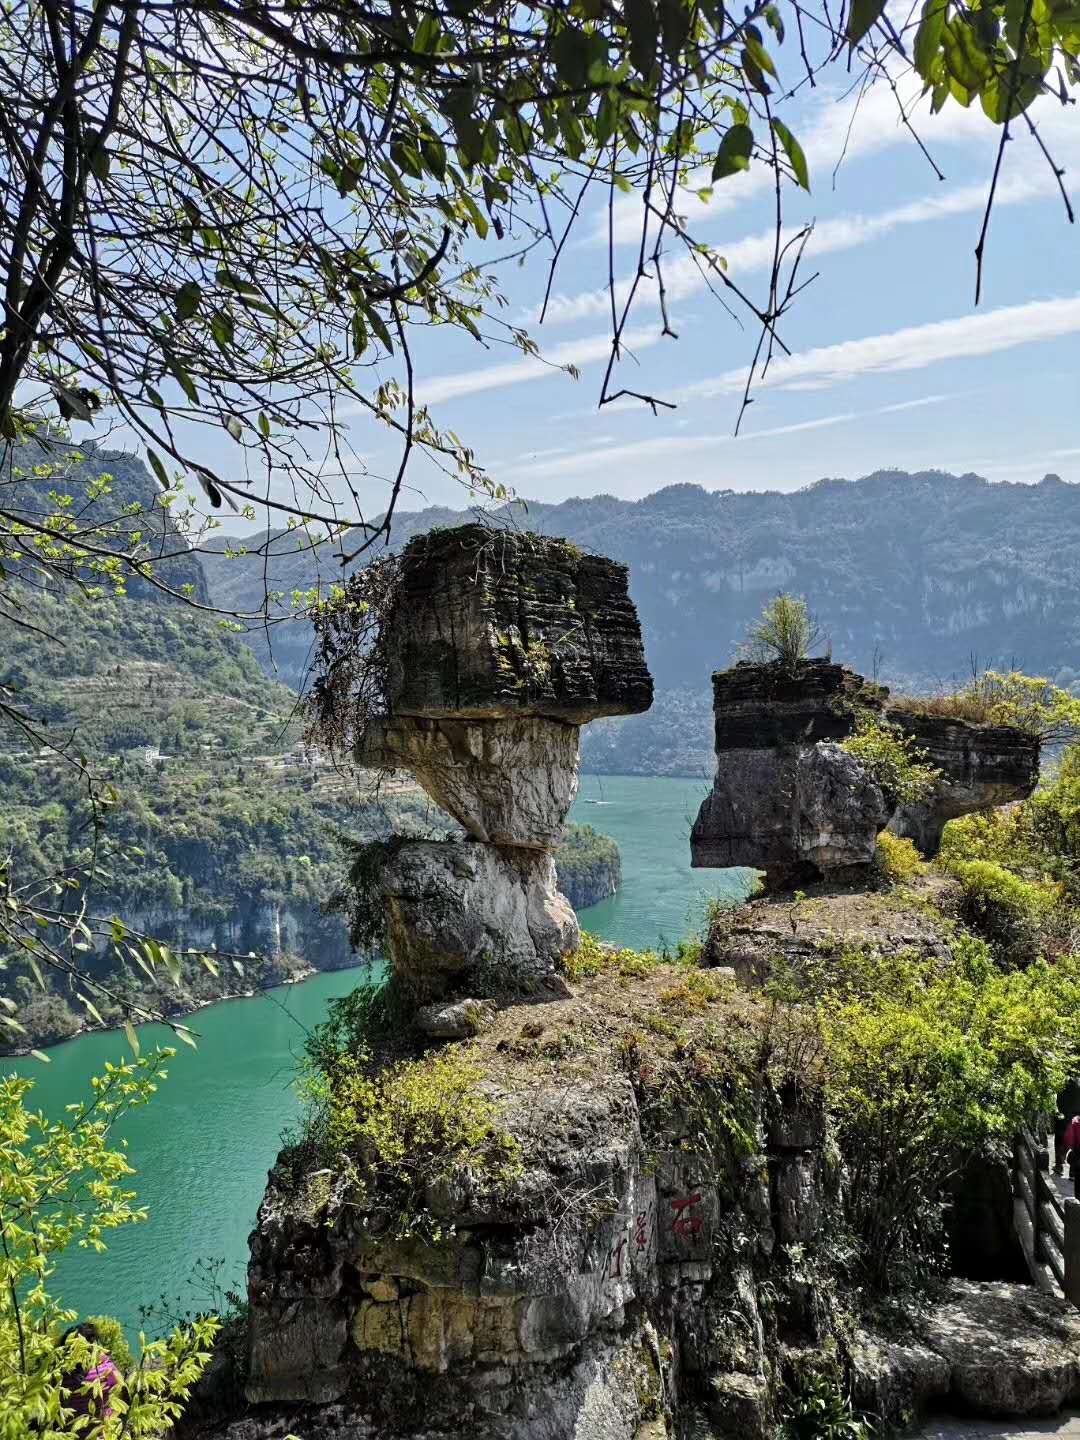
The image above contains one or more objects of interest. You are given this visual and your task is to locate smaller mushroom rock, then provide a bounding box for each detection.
[381,526,653,723]
[381,840,580,1002]
[359,713,580,850]
[887,708,1040,856]
[691,659,891,889]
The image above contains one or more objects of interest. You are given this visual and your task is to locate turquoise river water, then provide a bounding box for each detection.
[3,774,750,1328]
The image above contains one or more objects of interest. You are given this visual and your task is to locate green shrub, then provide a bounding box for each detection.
[561,931,667,981]
[819,947,1080,1289]
[947,858,1065,961]
[779,1369,873,1440]
[874,832,924,883]
[307,1049,522,1240]
[742,594,822,668]
[840,716,940,808]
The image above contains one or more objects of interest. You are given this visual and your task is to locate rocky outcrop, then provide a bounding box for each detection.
[691,660,1043,885]
[691,742,890,886]
[851,1280,1080,1420]
[887,708,1041,856]
[382,841,578,1001]
[691,660,890,890]
[358,526,651,1003]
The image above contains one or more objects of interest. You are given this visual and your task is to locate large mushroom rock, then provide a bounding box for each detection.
[380,525,653,724]
[381,839,580,1002]
[691,659,890,890]
[691,742,890,890]
[359,713,580,850]
[886,707,1041,856]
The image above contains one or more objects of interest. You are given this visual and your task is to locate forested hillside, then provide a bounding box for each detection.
[202,469,1080,775]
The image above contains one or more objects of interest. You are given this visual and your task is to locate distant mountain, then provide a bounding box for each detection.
[200,469,1080,776]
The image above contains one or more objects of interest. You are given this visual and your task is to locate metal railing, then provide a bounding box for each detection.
[1013,1125,1080,1305]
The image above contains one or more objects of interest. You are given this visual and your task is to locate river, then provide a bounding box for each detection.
[3,774,748,1329]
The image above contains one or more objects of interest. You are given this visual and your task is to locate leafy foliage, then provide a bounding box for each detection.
[553,824,621,908]
[895,670,1080,741]
[874,831,925,883]
[0,1053,217,1435]
[742,594,823,669]
[816,941,1080,1289]
[840,715,941,808]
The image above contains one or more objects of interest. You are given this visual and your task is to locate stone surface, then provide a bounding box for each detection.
[710,658,885,750]
[359,713,580,849]
[415,997,498,1040]
[382,525,653,723]
[382,840,579,1001]
[888,709,1041,856]
[691,742,890,887]
[852,1281,1080,1426]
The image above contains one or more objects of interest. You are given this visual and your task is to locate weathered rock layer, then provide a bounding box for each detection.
[887,707,1041,856]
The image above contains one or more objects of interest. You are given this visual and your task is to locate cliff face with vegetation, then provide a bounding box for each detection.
[201,470,1080,776]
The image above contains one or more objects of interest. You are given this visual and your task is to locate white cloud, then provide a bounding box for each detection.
[543,166,1056,329]
[595,68,996,249]
[680,294,1080,401]
[418,327,662,405]
[503,402,936,482]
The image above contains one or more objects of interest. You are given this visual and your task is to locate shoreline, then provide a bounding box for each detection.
[2,959,373,1061]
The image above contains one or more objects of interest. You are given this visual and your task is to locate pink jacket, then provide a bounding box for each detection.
[1063,1116,1080,1155]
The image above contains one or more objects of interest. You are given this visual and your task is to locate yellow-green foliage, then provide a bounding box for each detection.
[818,944,1080,1289]
[898,670,1080,742]
[840,715,940,806]
[742,593,820,667]
[322,1049,521,1238]
[561,931,666,982]
[657,969,731,1014]
[875,831,924,883]
[0,1054,217,1436]
[949,859,1062,927]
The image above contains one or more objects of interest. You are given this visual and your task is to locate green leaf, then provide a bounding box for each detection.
[772,118,810,190]
[414,12,441,51]
[210,310,235,351]
[765,4,786,41]
[124,1019,141,1058]
[552,24,593,86]
[168,360,199,406]
[914,0,949,79]
[175,281,202,321]
[80,994,106,1027]
[147,450,170,488]
[258,412,271,439]
[623,0,659,73]
[846,0,887,44]
[659,0,692,59]
[744,31,778,76]
[29,1050,51,1064]
[422,136,447,180]
[741,48,771,93]
[226,416,243,441]
[174,1025,198,1050]
[712,123,754,180]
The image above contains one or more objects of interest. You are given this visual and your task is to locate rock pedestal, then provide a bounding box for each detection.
[362,527,652,1002]
[886,708,1040,856]
[691,660,889,890]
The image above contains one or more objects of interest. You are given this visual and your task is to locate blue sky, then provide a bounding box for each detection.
[315,60,1080,521]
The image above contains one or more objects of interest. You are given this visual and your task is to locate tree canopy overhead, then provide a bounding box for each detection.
[2,0,1076,553]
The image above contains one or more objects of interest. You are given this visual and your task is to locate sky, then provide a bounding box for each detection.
[316,63,1080,522]
[175,46,1080,528]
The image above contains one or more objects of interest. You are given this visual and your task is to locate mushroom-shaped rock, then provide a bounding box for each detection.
[691,659,890,890]
[886,708,1040,856]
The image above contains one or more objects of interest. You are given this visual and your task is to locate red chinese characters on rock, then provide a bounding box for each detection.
[669,1193,704,1242]
[608,1235,628,1280]
[634,1206,651,1251]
